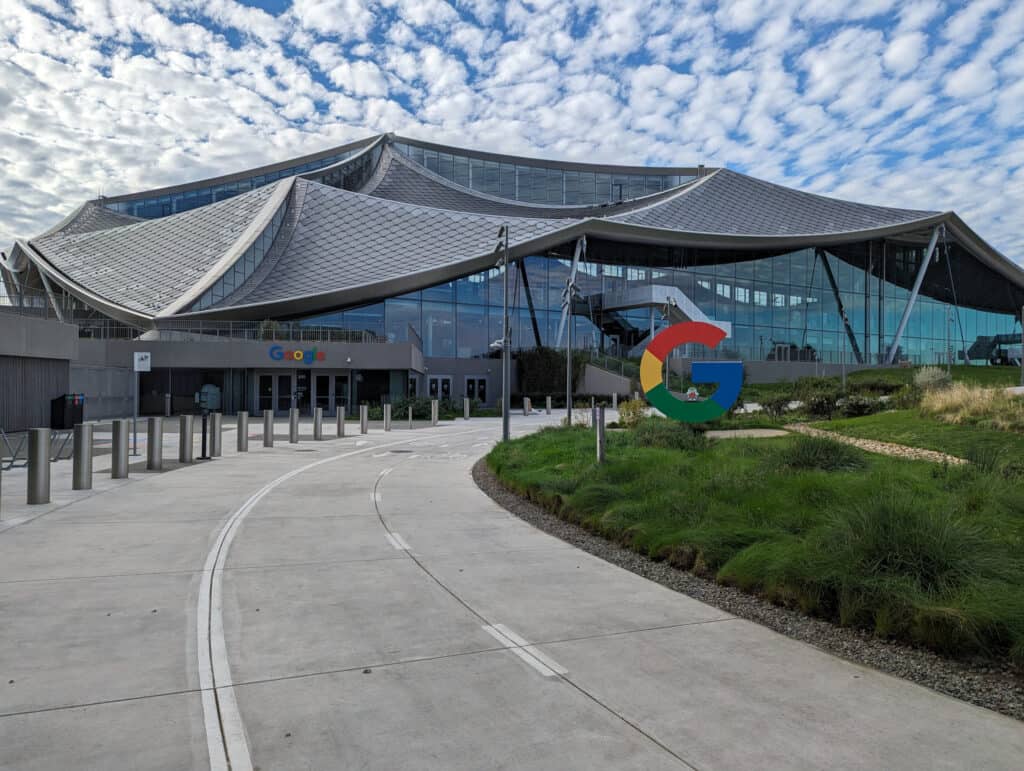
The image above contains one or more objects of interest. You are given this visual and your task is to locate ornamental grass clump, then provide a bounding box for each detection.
[777,435,867,472]
[913,365,952,391]
[627,417,709,452]
[919,382,1024,433]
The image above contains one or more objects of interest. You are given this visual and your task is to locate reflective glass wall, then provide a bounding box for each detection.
[302,247,1020,365]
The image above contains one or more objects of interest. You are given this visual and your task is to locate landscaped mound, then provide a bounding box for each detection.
[487,419,1024,666]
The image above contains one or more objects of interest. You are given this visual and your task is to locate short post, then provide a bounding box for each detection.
[633,390,639,401]
[211,412,222,457]
[200,413,210,460]
[463,397,470,420]
[179,415,194,463]
[73,423,94,490]
[591,401,597,431]
[407,405,413,430]
[237,411,249,452]
[546,395,551,415]
[431,399,438,426]
[383,403,392,432]
[336,409,345,437]
[164,393,171,417]
[132,416,138,457]
[112,418,129,479]
[612,392,618,410]
[314,407,324,440]
[597,405,606,464]
[289,407,299,443]
[146,417,163,471]
[263,409,274,447]
[27,428,50,505]
[359,404,368,434]
[523,397,531,416]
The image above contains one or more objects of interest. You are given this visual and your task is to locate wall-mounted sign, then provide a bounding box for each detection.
[268,344,326,364]
[133,351,152,372]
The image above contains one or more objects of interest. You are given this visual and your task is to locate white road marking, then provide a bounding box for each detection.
[385,532,411,550]
[355,440,368,447]
[482,624,565,678]
[494,623,568,674]
[372,452,389,458]
[198,432,473,771]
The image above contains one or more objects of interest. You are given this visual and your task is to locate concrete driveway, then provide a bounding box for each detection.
[1,415,1021,770]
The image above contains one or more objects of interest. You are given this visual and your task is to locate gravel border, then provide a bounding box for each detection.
[472,458,1024,722]
[786,422,967,465]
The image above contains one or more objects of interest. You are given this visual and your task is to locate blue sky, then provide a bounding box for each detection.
[1,0,1023,260]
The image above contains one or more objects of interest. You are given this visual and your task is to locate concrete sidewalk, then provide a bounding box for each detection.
[1,414,1021,769]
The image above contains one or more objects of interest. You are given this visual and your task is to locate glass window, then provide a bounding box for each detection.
[385,298,420,343]
[422,301,455,357]
[456,305,488,357]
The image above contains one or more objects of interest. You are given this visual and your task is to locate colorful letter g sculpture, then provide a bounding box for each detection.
[640,322,743,423]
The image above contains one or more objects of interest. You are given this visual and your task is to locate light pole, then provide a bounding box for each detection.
[563,278,577,426]
[497,225,511,442]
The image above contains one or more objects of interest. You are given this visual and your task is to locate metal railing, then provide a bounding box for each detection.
[71,318,388,343]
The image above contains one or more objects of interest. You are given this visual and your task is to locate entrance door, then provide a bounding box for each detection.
[428,375,452,401]
[466,376,487,404]
[276,373,293,415]
[258,374,274,413]
[314,374,332,415]
[335,374,349,417]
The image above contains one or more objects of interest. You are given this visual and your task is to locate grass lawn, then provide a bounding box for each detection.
[815,410,1024,459]
[488,421,1024,664]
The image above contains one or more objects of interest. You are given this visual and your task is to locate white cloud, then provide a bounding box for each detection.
[0,0,1021,267]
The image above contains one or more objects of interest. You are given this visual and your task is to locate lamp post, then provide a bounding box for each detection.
[497,225,511,442]
[563,278,577,426]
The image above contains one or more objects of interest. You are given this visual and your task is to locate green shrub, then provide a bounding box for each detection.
[914,366,952,391]
[849,379,904,396]
[627,418,709,451]
[890,384,922,409]
[794,376,840,400]
[617,398,648,428]
[804,388,841,418]
[761,394,792,420]
[840,394,881,418]
[777,436,867,471]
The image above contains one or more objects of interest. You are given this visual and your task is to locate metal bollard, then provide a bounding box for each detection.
[112,418,130,479]
[597,405,606,464]
[523,397,531,416]
[634,390,639,401]
[360,404,368,434]
[146,417,163,471]
[463,397,470,420]
[27,428,50,505]
[73,423,94,490]
[210,413,222,456]
[314,407,323,440]
[612,392,618,410]
[408,405,413,430]
[237,411,249,452]
[546,395,552,414]
[431,399,438,426]
[164,393,171,417]
[263,409,274,447]
[289,407,299,443]
[337,409,345,437]
[179,415,194,463]
[383,403,392,432]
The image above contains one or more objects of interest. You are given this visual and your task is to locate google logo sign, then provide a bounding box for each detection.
[640,322,743,423]
[269,344,326,364]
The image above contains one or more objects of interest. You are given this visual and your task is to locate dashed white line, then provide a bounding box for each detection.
[482,624,566,678]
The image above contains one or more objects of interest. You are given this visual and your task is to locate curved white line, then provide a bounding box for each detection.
[197,428,487,770]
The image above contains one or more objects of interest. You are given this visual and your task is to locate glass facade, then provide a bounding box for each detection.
[392,142,694,205]
[302,246,1021,366]
[104,148,364,219]
[190,199,288,311]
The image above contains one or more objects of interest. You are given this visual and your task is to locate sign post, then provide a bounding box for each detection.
[133,352,151,456]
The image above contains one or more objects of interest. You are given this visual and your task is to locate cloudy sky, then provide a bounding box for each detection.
[2,0,1022,260]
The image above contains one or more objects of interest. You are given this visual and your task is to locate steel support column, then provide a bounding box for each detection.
[885,226,942,365]
[817,248,864,364]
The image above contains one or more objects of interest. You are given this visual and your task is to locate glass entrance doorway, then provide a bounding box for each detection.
[255,371,296,416]
[428,375,452,401]
[257,370,349,417]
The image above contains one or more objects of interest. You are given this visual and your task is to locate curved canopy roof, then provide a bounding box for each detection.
[6,133,1022,325]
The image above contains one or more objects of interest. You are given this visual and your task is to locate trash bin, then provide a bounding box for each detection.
[50,393,85,430]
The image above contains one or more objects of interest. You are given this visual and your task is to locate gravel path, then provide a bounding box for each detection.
[786,422,968,464]
[473,459,1024,722]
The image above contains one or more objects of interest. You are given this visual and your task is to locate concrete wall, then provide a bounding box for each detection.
[579,364,633,397]
[0,315,77,430]
[70,363,133,421]
[668,358,887,384]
